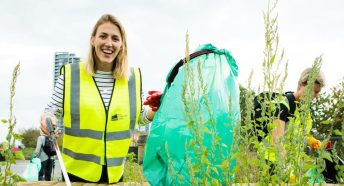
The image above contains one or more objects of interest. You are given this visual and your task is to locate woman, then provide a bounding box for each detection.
[40,14,156,183]
[33,135,54,181]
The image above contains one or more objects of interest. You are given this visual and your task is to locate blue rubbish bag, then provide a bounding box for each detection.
[23,157,41,181]
[143,43,240,185]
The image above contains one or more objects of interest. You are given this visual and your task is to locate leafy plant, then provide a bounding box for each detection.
[123,152,145,184]
[311,77,344,183]
[311,78,344,156]
[172,0,339,185]
[0,63,26,185]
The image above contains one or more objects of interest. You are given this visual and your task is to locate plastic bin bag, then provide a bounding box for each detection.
[23,157,41,181]
[143,43,240,185]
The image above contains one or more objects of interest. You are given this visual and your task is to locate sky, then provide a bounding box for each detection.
[0,0,343,142]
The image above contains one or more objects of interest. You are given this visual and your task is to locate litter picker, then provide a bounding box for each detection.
[46,118,71,186]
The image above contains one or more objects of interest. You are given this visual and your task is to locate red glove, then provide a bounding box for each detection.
[144,90,162,112]
[325,141,332,150]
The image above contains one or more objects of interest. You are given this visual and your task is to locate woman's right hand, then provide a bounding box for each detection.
[40,113,57,136]
[144,90,162,111]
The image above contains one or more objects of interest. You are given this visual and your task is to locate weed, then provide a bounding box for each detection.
[0,63,25,185]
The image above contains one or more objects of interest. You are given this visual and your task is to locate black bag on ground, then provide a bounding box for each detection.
[42,136,56,157]
[252,91,296,141]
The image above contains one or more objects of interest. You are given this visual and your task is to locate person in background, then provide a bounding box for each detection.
[33,135,54,181]
[271,68,325,147]
[39,14,156,184]
[263,67,325,171]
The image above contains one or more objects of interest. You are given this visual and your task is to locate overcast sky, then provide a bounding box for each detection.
[1,0,343,142]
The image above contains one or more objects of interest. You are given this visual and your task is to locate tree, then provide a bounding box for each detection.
[311,77,344,157]
[20,127,40,148]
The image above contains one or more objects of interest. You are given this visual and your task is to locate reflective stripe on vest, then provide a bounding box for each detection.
[61,62,141,183]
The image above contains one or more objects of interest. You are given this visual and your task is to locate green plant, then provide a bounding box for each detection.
[175,31,240,184]
[174,0,337,185]
[311,78,344,156]
[0,63,26,185]
[123,152,145,184]
[235,0,342,183]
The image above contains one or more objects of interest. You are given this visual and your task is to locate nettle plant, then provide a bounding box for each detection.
[0,63,25,185]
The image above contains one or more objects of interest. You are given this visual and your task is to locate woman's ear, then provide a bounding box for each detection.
[90,36,95,46]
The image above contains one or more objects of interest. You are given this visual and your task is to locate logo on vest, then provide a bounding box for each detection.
[111,114,128,121]
[111,114,118,121]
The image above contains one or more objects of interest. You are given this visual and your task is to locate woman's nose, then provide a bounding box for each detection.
[105,38,112,46]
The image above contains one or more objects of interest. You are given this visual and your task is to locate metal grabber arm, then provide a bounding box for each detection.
[46,118,71,186]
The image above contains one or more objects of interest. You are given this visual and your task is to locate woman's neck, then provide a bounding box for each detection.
[293,92,300,101]
[96,62,113,72]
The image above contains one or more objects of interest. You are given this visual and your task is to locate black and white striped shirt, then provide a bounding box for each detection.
[45,70,151,125]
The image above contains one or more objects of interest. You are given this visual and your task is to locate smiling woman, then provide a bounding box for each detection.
[38,14,156,184]
[91,22,123,70]
[86,15,127,79]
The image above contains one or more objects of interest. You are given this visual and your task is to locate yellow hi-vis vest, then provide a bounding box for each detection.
[61,62,142,183]
[262,100,312,162]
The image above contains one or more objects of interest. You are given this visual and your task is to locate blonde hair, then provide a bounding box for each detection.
[298,67,325,88]
[85,14,129,80]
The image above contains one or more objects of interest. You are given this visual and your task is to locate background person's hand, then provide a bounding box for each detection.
[307,136,322,150]
[30,154,36,163]
[144,90,162,112]
[40,113,58,136]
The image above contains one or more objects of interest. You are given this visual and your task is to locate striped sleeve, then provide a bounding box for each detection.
[44,74,64,118]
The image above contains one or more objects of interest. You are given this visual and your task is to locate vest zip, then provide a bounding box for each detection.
[92,77,115,167]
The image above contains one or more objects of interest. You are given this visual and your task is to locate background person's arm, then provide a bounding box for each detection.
[272,119,286,144]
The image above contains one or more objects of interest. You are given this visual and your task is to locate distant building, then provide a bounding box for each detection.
[54,52,81,85]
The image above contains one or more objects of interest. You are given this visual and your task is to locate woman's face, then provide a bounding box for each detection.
[297,83,322,100]
[91,22,123,65]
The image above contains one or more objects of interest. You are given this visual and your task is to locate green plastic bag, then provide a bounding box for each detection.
[143,44,240,185]
[306,168,324,184]
[23,157,41,181]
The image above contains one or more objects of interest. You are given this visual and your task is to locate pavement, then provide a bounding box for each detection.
[0,160,62,181]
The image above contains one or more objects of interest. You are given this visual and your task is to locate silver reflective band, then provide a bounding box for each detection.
[107,157,125,167]
[106,130,131,141]
[63,148,101,164]
[70,63,81,129]
[65,127,103,140]
[128,68,137,130]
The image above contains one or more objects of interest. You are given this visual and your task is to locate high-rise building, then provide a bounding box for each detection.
[54,52,81,85]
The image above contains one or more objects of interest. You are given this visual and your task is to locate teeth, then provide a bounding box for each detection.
[102,49,113,54]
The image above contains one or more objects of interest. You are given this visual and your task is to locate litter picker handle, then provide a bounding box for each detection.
[46,118,55,136]
[45,117,71,186]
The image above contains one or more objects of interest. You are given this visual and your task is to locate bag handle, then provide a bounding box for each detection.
[167,50,213,84]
